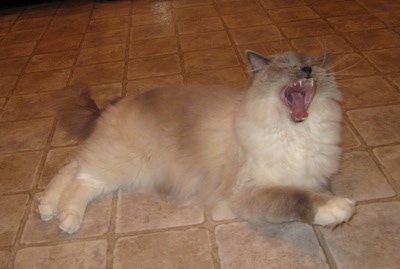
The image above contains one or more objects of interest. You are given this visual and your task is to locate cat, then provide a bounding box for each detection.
[38,50,355,234]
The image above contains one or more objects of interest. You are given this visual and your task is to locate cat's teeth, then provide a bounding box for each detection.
[299,80,302,87]
[310,79,314,87]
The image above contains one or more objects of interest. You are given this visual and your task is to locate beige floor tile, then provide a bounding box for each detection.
[347,104,400,146]
[341,121,361,150]
[114,229,213,269]
[291,35,353,56]
[25,51,77,73]
[71,61,125,85]
[130,22,175,41]
[327,14,385,32]
[222,12,271,28]
[44,19,88,38]
[387,73,400,89]
[82,28,129,48]
[374,145,400,187]
[332,151,395,201]
[0,21,13,35]
[15,69,71,94]
[0,41,35,60]
[344,29,400,50]
[2,28,43,44]
[330,53,376,79]
[279,19,334,38]
[179,31,231,52]
[373,10,400,28]
[216,222,329,269]
[230,25,283,45]
[131,12,173,26]
[131,1,172,15]
[1,92,54,121]
[20,4,58,19]
[217,1,261,15]
[174,5,218,21]
[21,194,112,243]
[126,74,183,95]
[186,67,248,90]
[11,16,51,31]
[176,16,224,34]
[77,43,126,66]
[0,57,29,76]
[321,202,400,269]
[260,0,306,9]
[0,250,10,269]
[0,194,29,247]
[35,34,82,54]
[0,151,42,194]
[311,1,366,17]
[183,47,240,72]
[129,36,178,58]
[356,0,400,13]
[365,48,400,73]
[14,240,107,269]
[88,16,130,32]
[92,7,130,20]
[116,191,204,233]
[127,54,181,79]
[172,0,213,8]
[0,75,18,97]
[339,76,400,109]
[0,118,53,153]
[268,6,320,22]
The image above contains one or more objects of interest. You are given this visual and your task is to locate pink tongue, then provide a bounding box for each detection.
[290,92,308,121]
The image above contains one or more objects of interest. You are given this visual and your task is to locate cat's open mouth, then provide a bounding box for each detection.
[281,78,316,122]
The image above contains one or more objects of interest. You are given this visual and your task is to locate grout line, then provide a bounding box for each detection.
[313,226,338,269]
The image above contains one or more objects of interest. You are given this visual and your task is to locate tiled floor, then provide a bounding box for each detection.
[0,0,399,268]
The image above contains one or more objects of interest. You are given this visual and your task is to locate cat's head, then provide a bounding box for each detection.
[246,50,340,123]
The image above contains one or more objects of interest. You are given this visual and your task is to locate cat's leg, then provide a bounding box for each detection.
[38,160,79,221]
[230,186,355,226]
[56,173,103,234]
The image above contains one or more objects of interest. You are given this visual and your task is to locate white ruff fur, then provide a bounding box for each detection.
[39,51,355,234]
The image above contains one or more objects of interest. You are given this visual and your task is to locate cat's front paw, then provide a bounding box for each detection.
[37,193,57,221]
[38,203,56,221]
[313,197,355,227]
[57,210,83,234]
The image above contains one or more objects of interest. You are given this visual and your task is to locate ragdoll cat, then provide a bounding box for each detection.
[38,51,355,234]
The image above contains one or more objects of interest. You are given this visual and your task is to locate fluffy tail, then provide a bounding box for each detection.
[53,84,101,140]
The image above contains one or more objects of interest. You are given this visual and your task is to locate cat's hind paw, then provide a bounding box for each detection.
[57,210,83,234]
[313,197,355,227]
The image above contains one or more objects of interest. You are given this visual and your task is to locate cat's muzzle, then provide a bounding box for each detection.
[280,78,316,122]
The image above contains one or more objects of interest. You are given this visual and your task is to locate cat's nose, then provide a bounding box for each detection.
[301,66,312,78]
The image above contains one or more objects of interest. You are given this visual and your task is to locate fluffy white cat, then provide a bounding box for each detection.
[38,51,355,234]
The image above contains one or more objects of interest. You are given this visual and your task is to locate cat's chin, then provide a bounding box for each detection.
[280,78,316,122]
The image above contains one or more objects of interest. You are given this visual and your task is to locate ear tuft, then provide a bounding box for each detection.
[246,50,271,73]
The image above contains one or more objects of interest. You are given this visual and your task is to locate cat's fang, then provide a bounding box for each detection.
[281,78,316,122]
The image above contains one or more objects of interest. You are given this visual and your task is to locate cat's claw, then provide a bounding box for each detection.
[313,197,355,227]
[57,210,82,234]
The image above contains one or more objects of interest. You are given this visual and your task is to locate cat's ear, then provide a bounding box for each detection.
[246,50,271,73]
[315,52,332,67]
